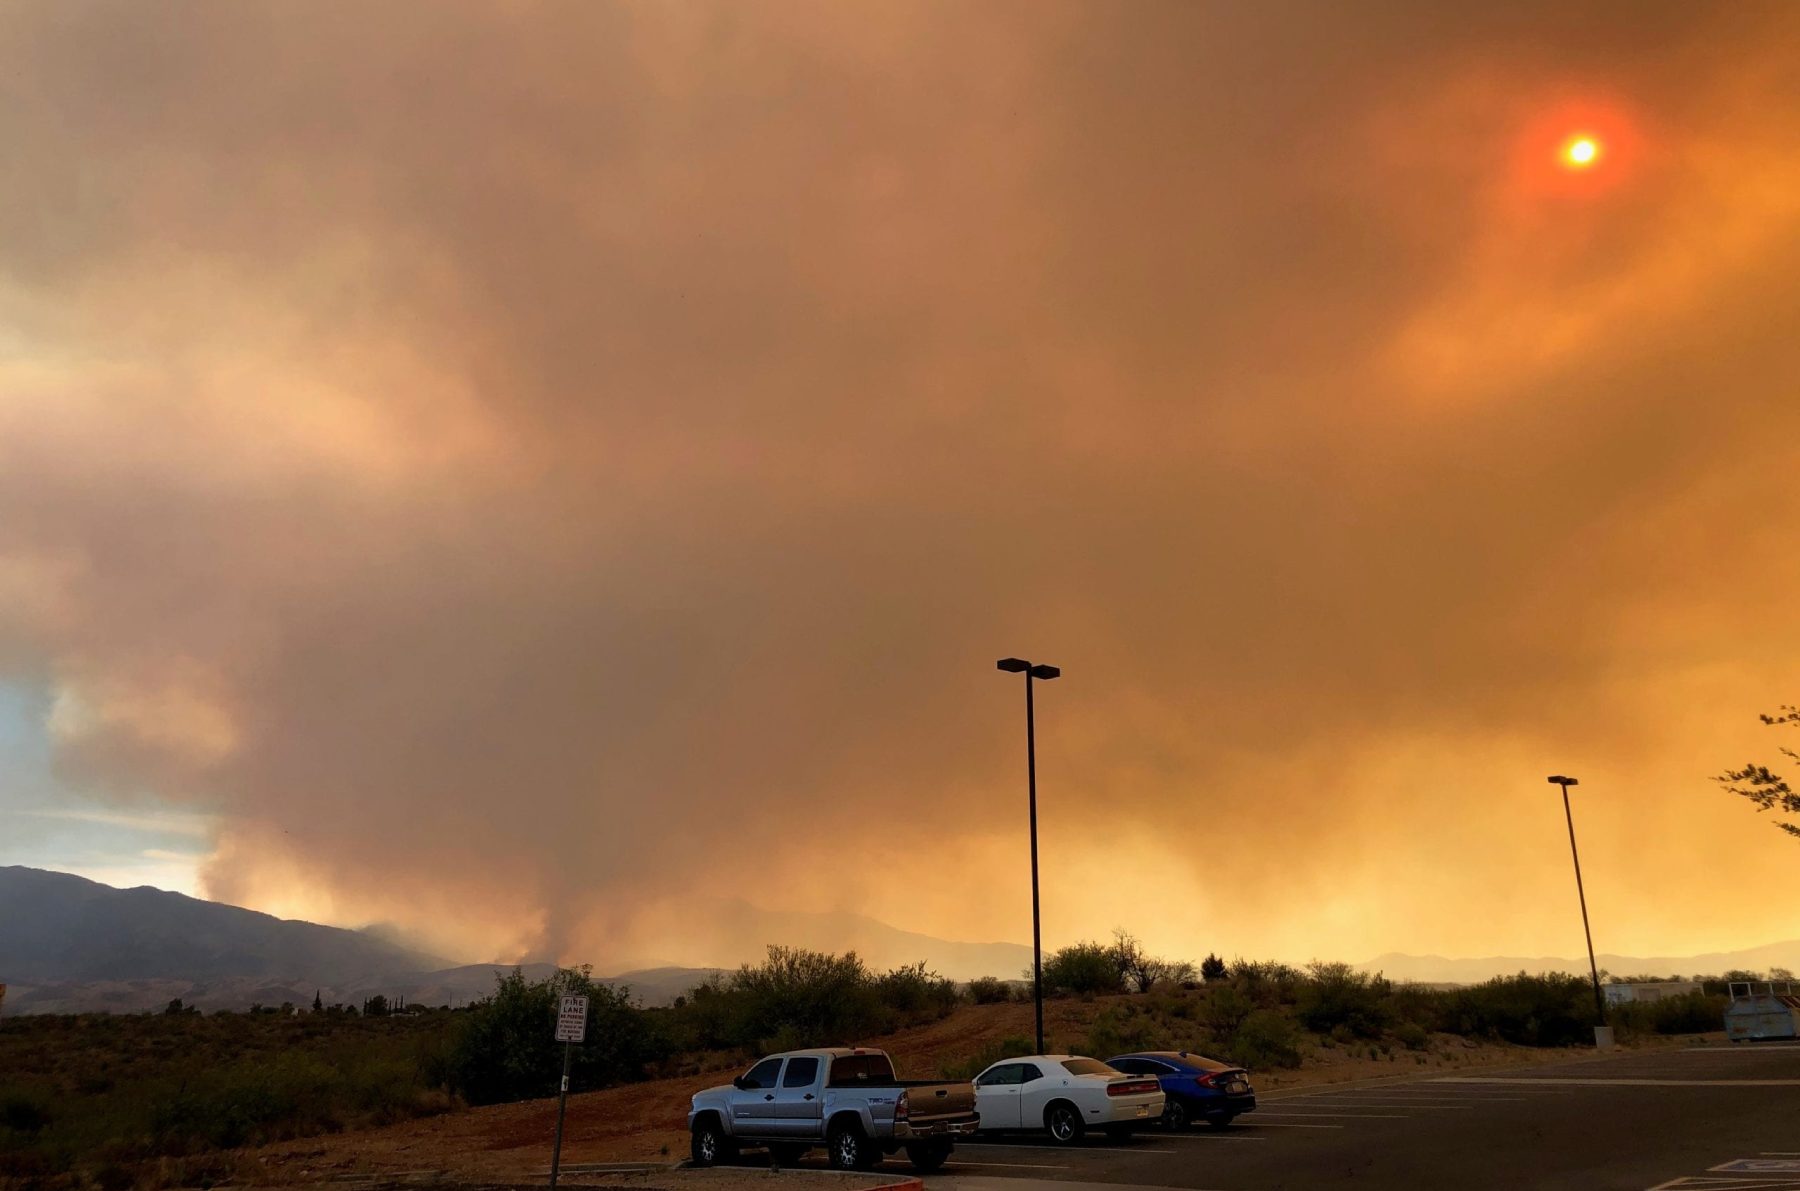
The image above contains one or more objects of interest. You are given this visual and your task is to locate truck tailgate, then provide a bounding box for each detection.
[903,1081,977,1122]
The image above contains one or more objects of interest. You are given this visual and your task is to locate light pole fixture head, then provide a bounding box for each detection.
[1028,664,1061,680]
[996,658,1030,673]
[1547,775,1578,787]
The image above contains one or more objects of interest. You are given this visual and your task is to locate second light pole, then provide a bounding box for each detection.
[1547,774,1610,1045]
[997,656,1059,1055]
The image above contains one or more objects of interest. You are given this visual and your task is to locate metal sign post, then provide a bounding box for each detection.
[549,993,588,1189]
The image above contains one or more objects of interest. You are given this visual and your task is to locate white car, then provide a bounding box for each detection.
[972,1055,1164,1144]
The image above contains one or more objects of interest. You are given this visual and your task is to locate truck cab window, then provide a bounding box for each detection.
[742,1058,784,1089]
[829,1054,897,1084]
[782,1057,819,1087]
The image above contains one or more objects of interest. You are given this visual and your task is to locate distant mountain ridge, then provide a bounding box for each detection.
[12,865,1790,1014]
[0,866,1022,1014]
[0,866,453,985]
[1357,940,1800,985]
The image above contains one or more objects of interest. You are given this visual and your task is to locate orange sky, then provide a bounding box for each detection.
[2,1,1798,971]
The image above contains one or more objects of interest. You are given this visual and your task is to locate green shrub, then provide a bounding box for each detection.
[1082,1005,1168,1058]
[448,967,670,1106]
[1229,960,1304,1008]
[968,977,1011,1005]
[1201,985,1254,1035]
[1394,1022,1430,1051]
[1,1091,52,1136]
[659,947,960,1055]
[877,963,960,1021]
[1225,1009,1303,1070]
[1438,973,1593,1047]
[1609,992,1725,1037]
[1041,942,1124,996]
[1296,962,1391,1039]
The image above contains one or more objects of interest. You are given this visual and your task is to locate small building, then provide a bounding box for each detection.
[1603,980,1702,1005]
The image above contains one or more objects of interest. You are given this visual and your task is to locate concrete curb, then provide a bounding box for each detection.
[860,1179,924,1191]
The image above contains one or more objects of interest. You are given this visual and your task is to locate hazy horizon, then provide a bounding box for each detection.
[4,2,1800,973]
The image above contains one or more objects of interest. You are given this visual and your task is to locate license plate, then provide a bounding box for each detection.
[1226,1082,1247,1094]
[1135,1106,1148,1117]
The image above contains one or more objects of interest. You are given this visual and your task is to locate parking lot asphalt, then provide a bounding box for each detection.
[882,1045,1800,1191]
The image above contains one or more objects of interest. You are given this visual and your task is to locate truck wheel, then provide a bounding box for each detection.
[906,1140,952,1172]
[691,1118,734,1166]
[1045,1101,1086,1145]
[827,1121,868,1171]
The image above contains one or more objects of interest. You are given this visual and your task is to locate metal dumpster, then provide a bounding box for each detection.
[1724,982,1800,1042]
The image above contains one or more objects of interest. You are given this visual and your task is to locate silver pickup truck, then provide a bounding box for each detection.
[688,1047,980,1171]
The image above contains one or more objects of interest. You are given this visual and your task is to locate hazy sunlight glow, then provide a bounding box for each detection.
[1563,135,1600,168]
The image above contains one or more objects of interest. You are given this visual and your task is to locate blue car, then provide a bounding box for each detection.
[1105,1051,1257,1130]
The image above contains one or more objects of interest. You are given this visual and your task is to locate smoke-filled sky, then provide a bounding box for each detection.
[4,1,1799,973]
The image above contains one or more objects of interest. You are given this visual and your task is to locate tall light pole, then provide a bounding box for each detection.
[1547,775,1608,1036]
[998,656,1059,1054]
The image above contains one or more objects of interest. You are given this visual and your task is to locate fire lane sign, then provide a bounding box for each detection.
[555,994,588,1043]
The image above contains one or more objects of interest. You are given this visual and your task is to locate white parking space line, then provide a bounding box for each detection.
[1281,1108,1461,1115]
[1255,1111,1410,1119]
[1241,1122,1346,1129]
[946,1160,1070,1170]
[1436,1076,1800,1088]
[1684,1045,1800,1052]
[927,1182,1233,1191]
[1647,1178,1800,1190]
[1159,1133,1268,1143]
[1288,1101,1497,1108]
[957,1143,1177,1155]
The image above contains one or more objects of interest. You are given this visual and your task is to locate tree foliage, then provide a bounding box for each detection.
[1717,705,1800,839]
[448,967,663,1106]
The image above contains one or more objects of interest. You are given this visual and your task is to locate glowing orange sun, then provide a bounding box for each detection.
[1562,136,1600,168]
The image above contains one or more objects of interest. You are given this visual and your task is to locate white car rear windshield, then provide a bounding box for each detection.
[1061,1058,1116,1076]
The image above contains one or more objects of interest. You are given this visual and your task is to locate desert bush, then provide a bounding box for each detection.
[1224,1009,1303,1069]
[876,963,960,1021]
[1041,941,1124,996]
[1201,984,1254,1035]
[448,967,669,1105]
[967,977,1011,1005]
[1296,962,1391,1039]
[663,947,958,1055]
[1230,959,1304,1008]
[1082,1004,1169,1057]
[1110,931,1196,993]
[1609,991,1725,1037]
[1,1091,52,1136]
[1394,1022,1430,1051]
[1438,973,1593,1047]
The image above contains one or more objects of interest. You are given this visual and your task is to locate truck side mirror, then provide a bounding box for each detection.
[733,1076,749,1090]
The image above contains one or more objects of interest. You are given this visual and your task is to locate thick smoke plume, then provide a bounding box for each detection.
[3,2,1799,967]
